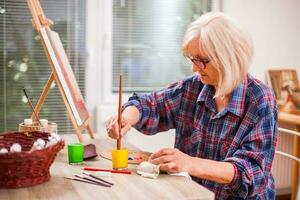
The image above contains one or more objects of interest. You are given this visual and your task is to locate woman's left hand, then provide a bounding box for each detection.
[148,148,193,173]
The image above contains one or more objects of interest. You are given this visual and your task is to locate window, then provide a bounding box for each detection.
[111,0,212,92]
[0,0,87,134]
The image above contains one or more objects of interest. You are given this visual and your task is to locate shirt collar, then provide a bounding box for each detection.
[197,76,248,117]
[197,84,216,112]
[226,76,248,117]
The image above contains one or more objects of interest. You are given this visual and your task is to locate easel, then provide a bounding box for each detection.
[27,0,94,142]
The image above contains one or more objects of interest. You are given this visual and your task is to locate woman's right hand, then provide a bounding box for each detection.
[106,116,132,139]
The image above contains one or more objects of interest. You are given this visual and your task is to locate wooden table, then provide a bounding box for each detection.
[278,111,300,200]
[0,134,214,200]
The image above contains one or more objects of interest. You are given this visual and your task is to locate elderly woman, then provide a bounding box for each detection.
[107,12,277,199]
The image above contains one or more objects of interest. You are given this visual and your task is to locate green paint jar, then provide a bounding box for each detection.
[68,143,84,164]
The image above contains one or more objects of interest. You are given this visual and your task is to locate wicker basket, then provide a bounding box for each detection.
[0,131,64,188]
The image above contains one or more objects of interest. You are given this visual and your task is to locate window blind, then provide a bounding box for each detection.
[0,0,87,134]
[112,0,212,92]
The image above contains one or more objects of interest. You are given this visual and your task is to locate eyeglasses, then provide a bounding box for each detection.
[185,55,210,69]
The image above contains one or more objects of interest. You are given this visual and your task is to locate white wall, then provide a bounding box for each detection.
[222,0,300,82]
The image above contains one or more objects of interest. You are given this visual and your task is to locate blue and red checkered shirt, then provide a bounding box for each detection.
[123,74,278,199]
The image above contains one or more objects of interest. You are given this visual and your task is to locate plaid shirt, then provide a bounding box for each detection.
[123,74,278,199]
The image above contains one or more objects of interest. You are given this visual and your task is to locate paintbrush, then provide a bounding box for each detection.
[74,175,112,187]
[117,75,122,150]
[22,87,41,126]
[64,177,104,186]
[82,170,114,186]
[82,167,131,174]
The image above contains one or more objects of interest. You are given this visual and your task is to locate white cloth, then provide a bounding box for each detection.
[137,161,160,179]
[137,161,191,180]
[168,172,192,180]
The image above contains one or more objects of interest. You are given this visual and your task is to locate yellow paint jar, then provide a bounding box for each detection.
[112,149,128,169]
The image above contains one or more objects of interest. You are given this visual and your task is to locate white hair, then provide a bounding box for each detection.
[182,12,253,97]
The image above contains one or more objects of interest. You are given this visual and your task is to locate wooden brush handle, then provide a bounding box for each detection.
[117,75,122,150]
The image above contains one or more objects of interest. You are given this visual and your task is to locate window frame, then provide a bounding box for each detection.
[86,0,221,107]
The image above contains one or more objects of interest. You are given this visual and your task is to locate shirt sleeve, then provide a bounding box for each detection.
[122,80,183,135]
[222,97,278,198]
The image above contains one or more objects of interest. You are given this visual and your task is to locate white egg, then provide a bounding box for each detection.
[0,148,8,154]
[36,138,46,147]
[10,143,22,153]
[30,139,47,151]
